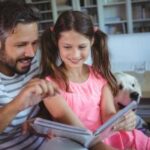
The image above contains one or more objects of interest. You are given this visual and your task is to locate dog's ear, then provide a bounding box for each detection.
[118,83,123,90]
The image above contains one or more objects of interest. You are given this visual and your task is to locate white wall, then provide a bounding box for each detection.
[86,33,150,72]
[108,33,150,72]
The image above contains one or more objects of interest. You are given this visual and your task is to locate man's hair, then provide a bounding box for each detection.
[0,1,39,47]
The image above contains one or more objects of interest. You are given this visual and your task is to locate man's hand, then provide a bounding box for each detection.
[15,78,60,111]
[22,120,56,139]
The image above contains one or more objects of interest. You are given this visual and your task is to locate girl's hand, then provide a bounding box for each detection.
[113,110,136,131]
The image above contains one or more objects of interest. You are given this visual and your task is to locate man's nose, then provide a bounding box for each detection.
[25,45,35,57]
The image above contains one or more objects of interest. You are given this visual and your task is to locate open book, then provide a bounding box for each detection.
[30,101,137,148]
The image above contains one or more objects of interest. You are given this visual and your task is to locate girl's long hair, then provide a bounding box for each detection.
[40,11,118,96]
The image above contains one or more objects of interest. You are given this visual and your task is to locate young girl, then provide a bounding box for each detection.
[40,11,150,149]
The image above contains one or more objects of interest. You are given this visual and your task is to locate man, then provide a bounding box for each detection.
[0,1,61,149]
[0,1,116,150]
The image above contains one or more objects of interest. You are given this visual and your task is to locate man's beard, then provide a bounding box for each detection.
[2,61,31,75]
[0,52,33,75]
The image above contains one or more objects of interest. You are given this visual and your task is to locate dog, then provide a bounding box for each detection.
[114,72,149,134]
[114,72,141,108]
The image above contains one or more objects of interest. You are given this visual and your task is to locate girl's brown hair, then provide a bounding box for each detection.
[40,11,118,96]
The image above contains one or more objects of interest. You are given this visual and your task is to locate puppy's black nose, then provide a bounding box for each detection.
[130,92,139,100]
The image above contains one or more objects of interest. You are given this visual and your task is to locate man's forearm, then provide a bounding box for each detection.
[0,99,21,132]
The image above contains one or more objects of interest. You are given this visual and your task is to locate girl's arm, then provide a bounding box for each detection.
[90,141,117,150]
[43,94,85,128]
[43,94,117,150]
[101,84,136,131]
[101,84,117,123]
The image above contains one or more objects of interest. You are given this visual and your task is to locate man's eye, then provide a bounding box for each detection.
[16,44,25,47]
[32,40,39,46]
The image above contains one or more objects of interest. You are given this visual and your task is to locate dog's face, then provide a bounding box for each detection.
[114,72,142,107]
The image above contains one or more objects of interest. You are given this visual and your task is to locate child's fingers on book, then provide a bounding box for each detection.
[113,114,136,131]
[123,111,136,130]
[113,115,130,131]
[113,122,123,131]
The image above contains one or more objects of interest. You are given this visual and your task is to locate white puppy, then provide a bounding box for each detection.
[114,72,149,134]
[114,72,141,108]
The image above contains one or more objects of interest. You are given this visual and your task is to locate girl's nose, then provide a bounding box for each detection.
[73,49,80,58]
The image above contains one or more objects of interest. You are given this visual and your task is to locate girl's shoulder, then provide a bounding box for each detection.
[86,64,107,85]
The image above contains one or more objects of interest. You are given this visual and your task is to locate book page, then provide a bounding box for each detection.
[30,117,93,146]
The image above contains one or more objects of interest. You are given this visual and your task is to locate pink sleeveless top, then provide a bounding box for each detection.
[46,66,150,150]
[47,66,106,131]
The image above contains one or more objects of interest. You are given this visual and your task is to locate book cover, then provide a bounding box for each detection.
[30,101,138,148]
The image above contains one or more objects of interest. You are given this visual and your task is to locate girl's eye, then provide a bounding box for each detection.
[79,46,86,49]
